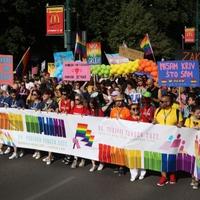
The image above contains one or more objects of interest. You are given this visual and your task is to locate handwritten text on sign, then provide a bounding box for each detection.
[158,60,200,87]
[63,62,90,81]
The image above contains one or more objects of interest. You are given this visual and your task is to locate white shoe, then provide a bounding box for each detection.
[32,152,37,158]
[9,152,18,160]
[0,149,3,155]
[79,159,85,167]
[35,152,41,160]
[130,169,139,182]
[97,163,104,171]
[139,169,146,180]
[19,151,24,158]
[71,159,78,168]
[4,147,11,154]
[89,165,97,172]
[42,157,48,162]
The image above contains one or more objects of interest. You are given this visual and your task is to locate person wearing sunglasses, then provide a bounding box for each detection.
[87,97,104,172]
[129,103,140,121]
[70,94,89,168]
[26,89,43,159]
[153,94,183,186]
[110,95,131,176]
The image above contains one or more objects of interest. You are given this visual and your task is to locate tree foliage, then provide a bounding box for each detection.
[0,0,197,63]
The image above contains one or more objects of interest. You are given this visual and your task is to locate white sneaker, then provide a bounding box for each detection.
[139,169,146,180]
[9,152,18,160]
[32,152,37,158]
[19,151,24,158]
[0,149,3,155]
[35,152,41,160]
[46,158,52,165]
[97,163,104,171]
[71,159,78,169]
[89,165,97,172]
[4,147,11,154]
[42,157,48,162]
[79,159,85,167]
[130,169,139,182]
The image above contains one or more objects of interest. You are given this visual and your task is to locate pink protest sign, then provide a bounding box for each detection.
[63,62,90,81]
[0,55,13,85]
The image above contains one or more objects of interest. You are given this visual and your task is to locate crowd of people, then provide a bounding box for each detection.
[0,71,200,189]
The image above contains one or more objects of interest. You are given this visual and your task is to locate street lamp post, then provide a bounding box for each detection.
[64,0,71,50]
[196,0,199,51]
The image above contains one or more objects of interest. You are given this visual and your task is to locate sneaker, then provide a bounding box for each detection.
[79,159,85,167]
[139,170,146,180]
[139,175,145,180]
[42,157,49,162]
[169,174,176,184]
[32,152,37,158]
[0,149,3,155]
[97,163,104,171]
[157,176,168,186]
[35,152,41,160]
[89,165,97,172]
[190,179,195,186]
[118,167,125,176]
[19,150,24,158]
[130,175,138,182]
[71,159,78,169]
[192,182,199,190]
[4,147,11,155]
[9,152,18,160]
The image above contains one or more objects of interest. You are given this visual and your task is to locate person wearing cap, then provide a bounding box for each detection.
[110,95,131,176]
[129,91,155,182]
[140,91,156,123]
[110,95,131,120]
[103,90,121,117]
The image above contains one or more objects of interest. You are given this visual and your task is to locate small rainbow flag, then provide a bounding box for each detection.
[75,123,95,147]
[140,34,153,55]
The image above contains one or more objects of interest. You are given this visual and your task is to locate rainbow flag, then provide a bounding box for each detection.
[140,34,153,55]
[75,123,95,147]
[74,33,86,59]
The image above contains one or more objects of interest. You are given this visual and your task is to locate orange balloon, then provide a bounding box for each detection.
[151,71,158,76]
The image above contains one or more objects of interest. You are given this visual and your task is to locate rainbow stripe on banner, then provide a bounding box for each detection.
[25,115,66,138]
[0,130,16,147]
[99,144,196,173]
[0,113,23,131]
[75,123,94,147]
[99,144,142,168]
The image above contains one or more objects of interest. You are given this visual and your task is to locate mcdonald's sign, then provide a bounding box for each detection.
[184,28,195,43]
[46,6,64,35]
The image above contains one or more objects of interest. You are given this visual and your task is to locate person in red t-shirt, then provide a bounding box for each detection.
[129,103,140,121]
[140,92,155,123]
[70,94,88,168]
[87,97,104,172]
[59,90,74,114]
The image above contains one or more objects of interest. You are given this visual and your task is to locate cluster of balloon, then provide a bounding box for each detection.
[138,59,158,80]
[90,64,111,78]
[91,59,158,80]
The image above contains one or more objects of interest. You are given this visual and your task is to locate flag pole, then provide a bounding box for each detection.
[15,47,30,72]
[146,34,156,62]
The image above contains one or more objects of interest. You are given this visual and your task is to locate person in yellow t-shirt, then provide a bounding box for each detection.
[153,94,183,186]
[184,105,200,190]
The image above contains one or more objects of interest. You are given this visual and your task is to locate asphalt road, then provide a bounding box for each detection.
[0,151,200,200]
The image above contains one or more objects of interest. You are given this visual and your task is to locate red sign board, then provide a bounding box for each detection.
[0,55,13,85]
[184,28,195,43]
[46,6,64,35]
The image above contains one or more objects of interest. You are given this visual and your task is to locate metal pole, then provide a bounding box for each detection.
[196,0,199,51]
[64,0,71,50]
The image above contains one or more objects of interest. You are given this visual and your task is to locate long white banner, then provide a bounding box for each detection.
[0,108,200,178]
